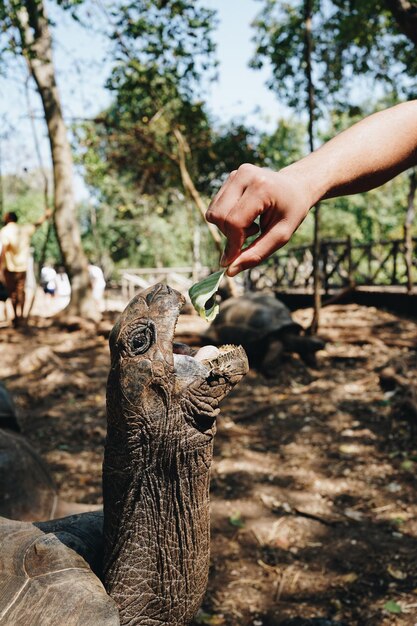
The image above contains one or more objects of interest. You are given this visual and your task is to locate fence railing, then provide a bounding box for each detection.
[120,266,210,300]
[246,237,417,294]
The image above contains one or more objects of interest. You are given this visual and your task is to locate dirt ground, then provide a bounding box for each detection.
[1,302,417,626]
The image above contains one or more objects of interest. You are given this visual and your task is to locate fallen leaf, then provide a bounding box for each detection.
[228,512,245,529]
[194,610,225,625]
[387,565,407,580]
[343,508,365,521]
[383,600,402,614]
[340,572,358,583]
[339,443,360,455]
[386,482,402,493]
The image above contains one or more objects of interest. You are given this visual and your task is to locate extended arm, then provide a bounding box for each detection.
[206,100,417,276]
[34,208,52,229]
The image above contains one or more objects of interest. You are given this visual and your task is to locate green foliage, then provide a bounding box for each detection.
[251,0,417,114]
[4,0,414,274]
[75,162,219,271]
[291,171,411,246]
[105,0,217,98]
[75,103,310,270]
[250,2,417,253]
[258,117,306,169]
[68,0,224,272]
[196,122,261,194]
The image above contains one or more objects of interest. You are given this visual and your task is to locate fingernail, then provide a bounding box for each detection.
[220,253,228,266]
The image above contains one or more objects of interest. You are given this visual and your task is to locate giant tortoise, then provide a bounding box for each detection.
[205,292,324,376]
[0,284,248,625]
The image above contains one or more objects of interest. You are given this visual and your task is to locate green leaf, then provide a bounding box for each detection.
[194,611,225,625]
[188,269,226,321]
[228,512,245,528]
[401,459,414,471]
[383,600,402,614]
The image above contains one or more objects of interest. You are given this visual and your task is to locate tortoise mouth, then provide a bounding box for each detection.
[172,301,248,378]
[196,344,247,371]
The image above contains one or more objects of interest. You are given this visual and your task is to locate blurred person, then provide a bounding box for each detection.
[88,264,106,310]
[0,210,51,326]
[206,101,417,276]
[55,266,71,299]
[40,263,57,297]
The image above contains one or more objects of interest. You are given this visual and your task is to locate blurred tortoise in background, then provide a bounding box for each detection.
[0,382,19,432]
[205,292,325,376]
[0,382,58,521]
[0,382,100,522]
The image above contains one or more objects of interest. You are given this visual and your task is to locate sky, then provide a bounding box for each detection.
[0,0,284,200]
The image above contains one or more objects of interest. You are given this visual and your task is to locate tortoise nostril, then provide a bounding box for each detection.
[173,342,196,356]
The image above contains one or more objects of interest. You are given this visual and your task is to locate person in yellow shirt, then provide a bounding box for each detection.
[0,210,51,327]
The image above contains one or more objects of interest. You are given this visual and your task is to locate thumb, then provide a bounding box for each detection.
[227,222,292,276]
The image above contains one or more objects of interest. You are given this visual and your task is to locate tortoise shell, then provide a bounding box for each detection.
[205,292,301,346]
[0,514,119,625]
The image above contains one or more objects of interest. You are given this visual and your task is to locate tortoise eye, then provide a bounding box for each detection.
[129,325,155,355]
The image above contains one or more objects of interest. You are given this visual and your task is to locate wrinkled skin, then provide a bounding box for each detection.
[103,284,248,625]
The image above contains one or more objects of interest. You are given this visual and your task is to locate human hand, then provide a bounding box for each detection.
[206,163,313,277]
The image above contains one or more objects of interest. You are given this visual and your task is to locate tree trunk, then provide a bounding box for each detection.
[386,0,417,49]
[15,1,98,321]
[304,0,321,334]
[173,127,238,297]
[404,169,416,293]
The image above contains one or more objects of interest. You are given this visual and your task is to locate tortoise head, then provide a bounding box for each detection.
[107,283,248,452]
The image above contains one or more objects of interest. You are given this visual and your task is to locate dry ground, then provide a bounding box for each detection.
[1,303,417,626]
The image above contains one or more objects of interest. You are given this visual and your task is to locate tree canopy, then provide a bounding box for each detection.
[0,0,416,286]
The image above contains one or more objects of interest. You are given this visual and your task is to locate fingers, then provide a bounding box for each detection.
[206,164,262,230]
[206,164,306,276]
[220,222,260,266]
[218,175,271,266]
[206,168,242,233]
[227,220,293,277]
[208,169,238,218]
[207,165,264,267]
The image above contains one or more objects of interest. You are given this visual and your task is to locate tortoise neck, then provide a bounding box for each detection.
[102,402,212,626]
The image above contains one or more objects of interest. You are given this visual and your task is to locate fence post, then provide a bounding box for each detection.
[405,169,416,294]
[404,227,411,293]
[347,235,354,287]
[322,242,329,295]
[391,241,399,285]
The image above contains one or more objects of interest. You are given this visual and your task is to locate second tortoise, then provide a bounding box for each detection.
[205,292,324,376]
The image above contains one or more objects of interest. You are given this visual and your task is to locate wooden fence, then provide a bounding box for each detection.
[120,266,210,300]
[246,236,417,294]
